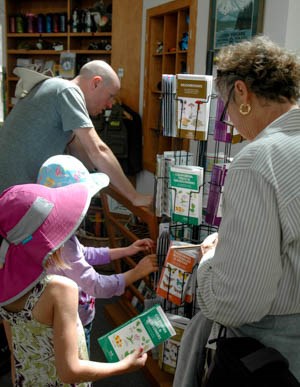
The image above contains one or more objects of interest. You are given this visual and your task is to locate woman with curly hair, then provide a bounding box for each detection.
[196,35,300,381]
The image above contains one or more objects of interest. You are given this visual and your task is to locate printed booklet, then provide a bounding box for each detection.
[158,314,190,374]
[176,74,213,140]
[98,304,176,362]
[169,165,204,225]
[156,243,201,306]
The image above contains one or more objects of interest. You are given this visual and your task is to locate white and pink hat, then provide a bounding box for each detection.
[0,183,90,306]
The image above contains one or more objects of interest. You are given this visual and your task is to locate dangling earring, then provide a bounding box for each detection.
[239,103,251,115]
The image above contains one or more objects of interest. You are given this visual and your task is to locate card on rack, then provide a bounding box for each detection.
[158,314,190,374]
[214,97,243,144]
[162,74,177,137]
[156,243,201,306]
[169,165,204,226]
[176,74,213,140]
[205,163,230,226]
[131,280,155,313]
[155,151,194,217]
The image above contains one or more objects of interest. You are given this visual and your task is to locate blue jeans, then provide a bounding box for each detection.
[84,321,93,356]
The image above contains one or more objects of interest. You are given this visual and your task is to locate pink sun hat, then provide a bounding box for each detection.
[0,183,90,306]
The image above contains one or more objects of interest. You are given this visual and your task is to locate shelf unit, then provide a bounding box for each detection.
[143,0,197,173]
[100,185,175,386]
[4,0,142,114]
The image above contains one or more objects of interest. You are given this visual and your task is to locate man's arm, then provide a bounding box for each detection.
[72,127,152,207]
[65,134,96,171]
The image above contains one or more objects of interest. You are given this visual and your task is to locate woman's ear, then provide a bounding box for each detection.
[234,80,250,103]
[235,80,247,95]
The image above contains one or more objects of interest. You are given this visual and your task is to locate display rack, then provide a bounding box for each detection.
[100,70,239,384]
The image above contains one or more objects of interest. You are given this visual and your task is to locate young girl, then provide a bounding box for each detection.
[37,154,158,352]
[0,183,147,386]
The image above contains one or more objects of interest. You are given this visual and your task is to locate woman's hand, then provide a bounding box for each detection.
[199,232,218,262]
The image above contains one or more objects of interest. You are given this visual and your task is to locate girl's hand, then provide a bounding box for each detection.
[120,347,147,373]
[127,239,155,256]
[134,254,158,278]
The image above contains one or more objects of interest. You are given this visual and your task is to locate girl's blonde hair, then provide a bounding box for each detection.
[45,248,70,270]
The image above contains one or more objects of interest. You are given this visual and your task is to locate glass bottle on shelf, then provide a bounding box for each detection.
[72,9,78,32]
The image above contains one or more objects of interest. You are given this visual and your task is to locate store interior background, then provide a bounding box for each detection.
[0,0,299,385]
[0,0,299,194]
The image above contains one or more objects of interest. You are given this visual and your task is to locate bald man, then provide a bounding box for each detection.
[0,61,151,207]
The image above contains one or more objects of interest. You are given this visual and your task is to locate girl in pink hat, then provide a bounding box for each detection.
[0,183,147,386]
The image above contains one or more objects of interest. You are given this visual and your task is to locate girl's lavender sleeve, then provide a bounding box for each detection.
[55,235,126,298]
[84,245,111,266]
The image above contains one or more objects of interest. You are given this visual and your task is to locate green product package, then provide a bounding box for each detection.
[98,304,176,362]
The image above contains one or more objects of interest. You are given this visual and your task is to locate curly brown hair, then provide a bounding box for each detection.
[215,35,300,104]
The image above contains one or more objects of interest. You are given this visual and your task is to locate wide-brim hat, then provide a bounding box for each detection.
[13,67,53,99]
[0,183,90,306]
[37,154,110,197]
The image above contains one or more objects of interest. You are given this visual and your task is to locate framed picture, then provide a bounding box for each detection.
[209,0,264,51]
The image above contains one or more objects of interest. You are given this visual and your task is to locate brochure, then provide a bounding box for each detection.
[156,243,201,306]
[214,96,243,144]
[205,163,230,226]
[176,74,213,140]
[169,165,204,225]
[98,304,176,362]
[158,314,190,374]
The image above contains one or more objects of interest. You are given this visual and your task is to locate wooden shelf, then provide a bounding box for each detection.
[72,50,111,55]
[69,32,112,37]
[7,50,64,54]
[142,0,197,173]
[7,33,68,38]
[4,0,143,115]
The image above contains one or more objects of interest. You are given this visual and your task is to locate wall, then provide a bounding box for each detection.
[136,0,300,195]
[263,0,300,52]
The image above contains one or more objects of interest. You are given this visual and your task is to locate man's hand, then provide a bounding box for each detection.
[131,193,153,208]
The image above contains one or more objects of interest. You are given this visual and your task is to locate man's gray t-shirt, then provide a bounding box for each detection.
[0,78,93,192]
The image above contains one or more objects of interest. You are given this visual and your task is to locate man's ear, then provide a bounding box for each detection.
[93,75,103,90]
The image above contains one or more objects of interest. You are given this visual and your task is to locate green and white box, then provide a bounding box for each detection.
[98,304,176,362]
